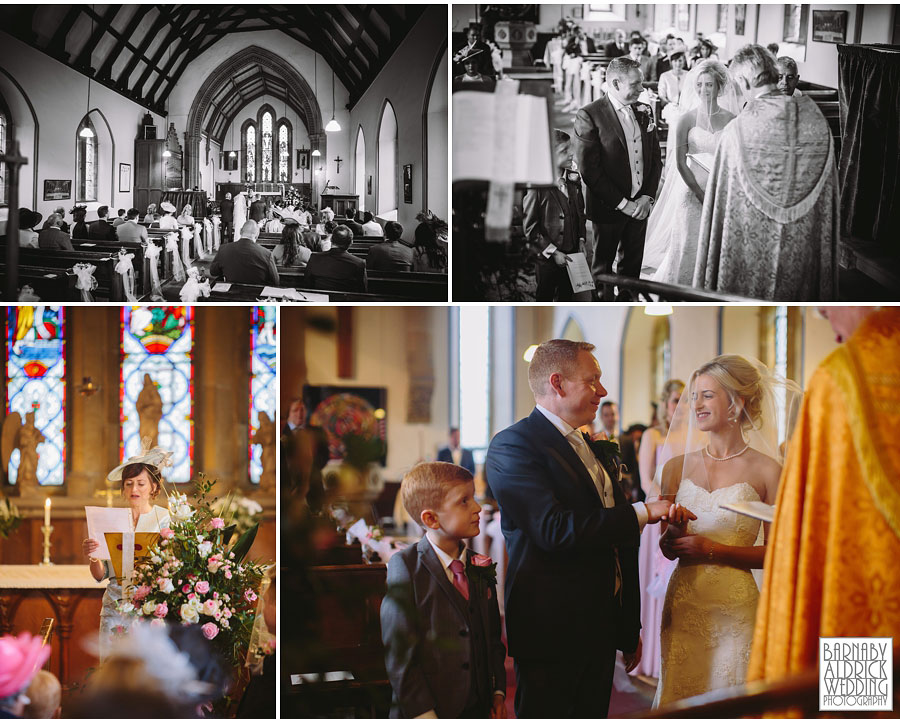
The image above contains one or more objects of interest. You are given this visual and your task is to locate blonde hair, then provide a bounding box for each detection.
[400,461,473,528]
[657,379,685,430]
[691,354,764,430]
[24,670,61,719]
[527,339,596,397]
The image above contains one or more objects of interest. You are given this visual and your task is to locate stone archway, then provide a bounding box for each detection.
[185,46,325,192]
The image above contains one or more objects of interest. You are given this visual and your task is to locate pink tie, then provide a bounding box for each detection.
[450,559,470,601]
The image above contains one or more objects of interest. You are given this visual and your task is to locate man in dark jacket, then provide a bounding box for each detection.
[88,206,117,241]
[210,220,279,285]
[219,192,234,243]
[366,221,413,272]
[38,214,74,250]
[305,225,367,293]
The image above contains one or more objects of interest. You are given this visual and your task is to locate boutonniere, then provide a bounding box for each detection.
[466,554,498,598]
[582,432,621,462]
[635,104,656,133]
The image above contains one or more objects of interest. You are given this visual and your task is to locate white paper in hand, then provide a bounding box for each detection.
[565,252,595,293]
[84,506,131,560]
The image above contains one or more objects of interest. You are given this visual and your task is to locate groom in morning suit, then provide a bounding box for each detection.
[485,340,676,718]
[575,56,662,300]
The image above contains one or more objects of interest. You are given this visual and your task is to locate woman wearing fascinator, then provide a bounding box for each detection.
[81,439,173,660]
[653,355,801,706]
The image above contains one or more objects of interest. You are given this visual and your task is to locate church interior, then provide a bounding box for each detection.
[451,3,900,301]
[282,304,873,717]
[0,4,448,303]
[0,304,276,708]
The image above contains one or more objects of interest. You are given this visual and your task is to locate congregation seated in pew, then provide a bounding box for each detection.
[71,205,90,240]
[361,211,384,237]
[18,207,41,248]
[305,224,367,293]
[38,213,74,250]
[366,221,413,272]
[88,205,117,241]
[116,208,150,243]
[156,201,180,230]
[210,219,280,286]
[112,208,127,226]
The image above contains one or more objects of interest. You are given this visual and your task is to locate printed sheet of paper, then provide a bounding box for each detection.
[720,501,775,523]
[211,282,232,292]
[260,286,286,298]
[565,252,596,293]
[84,506,130,560]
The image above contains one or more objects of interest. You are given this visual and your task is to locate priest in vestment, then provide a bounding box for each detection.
[693,45,838,301]
[748,307,900,713]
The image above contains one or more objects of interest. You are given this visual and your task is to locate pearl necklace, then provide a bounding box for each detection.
[704,444,749,461]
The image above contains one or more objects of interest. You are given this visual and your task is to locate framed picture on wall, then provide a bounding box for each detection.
[118,163,131,193]
[403,164,413,204]
[43,180,71,201]
[572,6,583,20]
[734,4,746,35]
[297,149,310,171]
[812,10,848,43]
[783,4,809,44]
[367,175,372,196]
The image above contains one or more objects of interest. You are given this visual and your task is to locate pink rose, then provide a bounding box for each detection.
[201,622,219,640]
[182,584,191,594]
[224,569,232,579]
[472,554,492,568]
[210,518,225,529]
[159,528,175,539]
[133,585,151,601]
[244,589,258,603]
[195,581,210,595]
[154,602,168,618]
[187,593,196,601]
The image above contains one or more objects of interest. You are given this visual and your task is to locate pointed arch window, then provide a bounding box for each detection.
[277,120,292,182]
[261,111,273,182]
[77,116,98,202]
[0,110,6,206]
[355,126,366,212]
[377,101,398,218]
[243,122,257,183]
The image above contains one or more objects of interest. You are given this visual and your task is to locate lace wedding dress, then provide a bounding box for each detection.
[653,478,762,707]
[650,127,721,285]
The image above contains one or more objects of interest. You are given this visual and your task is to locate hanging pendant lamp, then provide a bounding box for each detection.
[312,54,322,155]
[325,68,341,132]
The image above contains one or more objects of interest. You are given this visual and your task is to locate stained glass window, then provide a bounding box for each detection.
[261,112,273,182]
[5,307,66,486]
[278,124,289,182]
[0,110,7,205]
[249,306,277,484]
[77,117,98,202]
[246,125,256,182]
[121,307,193,483]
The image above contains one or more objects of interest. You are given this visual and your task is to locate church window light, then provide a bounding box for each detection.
[77,116,98,202]
[5,307,66,486]
[453,306,491,464]
[120,306,193,483]
[246,125,256,182]
[261,111,273,182]
[249,307,277,484]
[377,101,398,219]
[278,124,289,182]
[0,110,7,205]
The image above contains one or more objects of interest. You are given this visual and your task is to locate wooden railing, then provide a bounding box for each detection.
[593,273,753,302]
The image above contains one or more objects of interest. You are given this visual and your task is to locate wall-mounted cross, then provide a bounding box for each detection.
[334,156,343,174]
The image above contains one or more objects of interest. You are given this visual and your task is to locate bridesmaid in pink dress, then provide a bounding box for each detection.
[632,379,684,678]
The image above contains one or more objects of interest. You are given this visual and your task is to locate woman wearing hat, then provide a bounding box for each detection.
[81,444,171,660]
[452,46,496,92]
[176,204,195,226]
[17,208,41,248]
[157,202,179,230]
[0,632,51,718]
[71,205,90,240]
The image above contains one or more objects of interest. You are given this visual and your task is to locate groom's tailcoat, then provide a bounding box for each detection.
[484,408,642,662]
[574,95,662,224]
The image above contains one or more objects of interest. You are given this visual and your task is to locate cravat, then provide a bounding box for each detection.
[450,559,470,601]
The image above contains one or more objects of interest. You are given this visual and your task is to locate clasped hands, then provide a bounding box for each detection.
[622,195,654,221]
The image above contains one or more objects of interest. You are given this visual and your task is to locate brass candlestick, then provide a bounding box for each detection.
[40,525,54,566]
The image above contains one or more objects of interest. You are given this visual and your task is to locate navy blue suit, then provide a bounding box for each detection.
[437,446,476,477]
[484,408,641,718]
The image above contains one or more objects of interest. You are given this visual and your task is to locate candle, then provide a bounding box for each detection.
[44,498,51,528]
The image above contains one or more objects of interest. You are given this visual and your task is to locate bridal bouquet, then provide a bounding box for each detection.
[0,496,22,538]
[116,478,267,667]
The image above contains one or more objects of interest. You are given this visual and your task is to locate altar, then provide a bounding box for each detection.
[319,193,359,217]
[0,565,107,689]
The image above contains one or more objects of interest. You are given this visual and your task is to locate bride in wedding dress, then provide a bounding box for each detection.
[652,355,801,706]
[642,61,742,282]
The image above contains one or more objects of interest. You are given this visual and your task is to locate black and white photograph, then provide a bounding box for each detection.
[0,4,448,303]
[452,4,900,302]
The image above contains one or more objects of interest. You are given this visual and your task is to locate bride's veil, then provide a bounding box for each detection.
[644,60,744,272]
[655,355,802,498]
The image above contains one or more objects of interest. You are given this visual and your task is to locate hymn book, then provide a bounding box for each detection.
[452,90,555,186]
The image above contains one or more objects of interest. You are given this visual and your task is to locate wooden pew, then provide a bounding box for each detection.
[201,282,407,303]
[0,266,78,301]
[70,238,150,298]
[277,266,448,301]
[285,563,392,719]
[0,245,124,301]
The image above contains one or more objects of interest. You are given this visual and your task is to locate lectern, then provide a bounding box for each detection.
[320,194,359,217]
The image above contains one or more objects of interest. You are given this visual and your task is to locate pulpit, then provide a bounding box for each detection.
[0,566,107,689]
[319,194,359,217]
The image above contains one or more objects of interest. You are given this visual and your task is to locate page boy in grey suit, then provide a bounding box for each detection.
[381,462,507,719]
